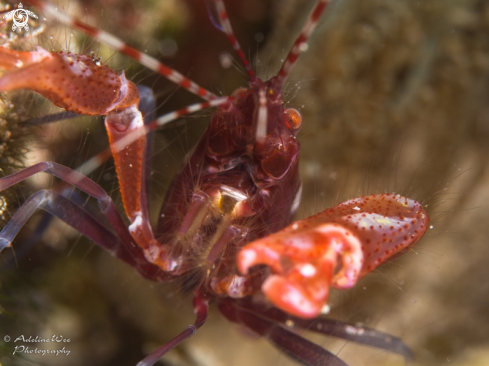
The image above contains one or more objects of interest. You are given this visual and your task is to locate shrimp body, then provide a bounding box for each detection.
[0,0,429,365]
[156,77,301,294]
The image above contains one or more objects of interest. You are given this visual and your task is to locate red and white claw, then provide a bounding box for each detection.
[237,193,429,318]
[0,46,167,264]
[0,46,138,115]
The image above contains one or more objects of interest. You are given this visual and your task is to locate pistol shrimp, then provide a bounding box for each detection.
[0,1,429,365]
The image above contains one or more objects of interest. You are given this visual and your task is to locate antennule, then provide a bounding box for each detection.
[276,0,330,87]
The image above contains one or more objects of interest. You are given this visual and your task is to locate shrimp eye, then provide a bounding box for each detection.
[284,107,302,134]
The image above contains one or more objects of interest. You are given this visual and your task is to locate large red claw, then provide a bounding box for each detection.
[0,47,128,115]
[237,193,429,318]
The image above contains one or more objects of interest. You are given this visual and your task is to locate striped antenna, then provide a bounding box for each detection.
[206,0,256,82]
[78,97,230,176]
[28,0,218,101]
[276,0,330,87]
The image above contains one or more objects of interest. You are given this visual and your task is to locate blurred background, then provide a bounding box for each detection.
[0,0,489,365]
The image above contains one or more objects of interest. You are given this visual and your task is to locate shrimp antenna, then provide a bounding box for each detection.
[205,0,256,82]
[78,96,230,176]
[276,0,331,87]
[28,0,218,100]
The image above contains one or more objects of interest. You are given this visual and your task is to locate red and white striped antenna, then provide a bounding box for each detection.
[79,97,230,175]
[276,0,331,87]
[205,0,256,82]
[27,0,219,101]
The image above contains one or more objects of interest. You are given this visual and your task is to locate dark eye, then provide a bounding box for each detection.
[284,107,302,134]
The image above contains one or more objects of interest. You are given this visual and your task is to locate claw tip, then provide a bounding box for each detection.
[262,275,322,318]
[237,248,256,275]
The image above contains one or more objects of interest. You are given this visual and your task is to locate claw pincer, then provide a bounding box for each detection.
[0,46,154,251]
[238,194,429,318]
[0,47,132,115]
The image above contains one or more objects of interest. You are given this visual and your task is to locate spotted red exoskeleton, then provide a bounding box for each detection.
[0,0,429,365]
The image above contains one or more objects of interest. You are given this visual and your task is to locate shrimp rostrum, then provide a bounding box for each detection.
[0,0,429,365]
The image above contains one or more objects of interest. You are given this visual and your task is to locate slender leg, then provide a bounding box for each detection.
[227,297,414,361]
[0,186,95,270]
[0,162,132,249]
[136,291,209,366]
[0,208,52,270]
[218,297,348,366]
[0,162,170,281]
[296,317,414,362]
[0,190,168,280]
[1,190,127,262]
